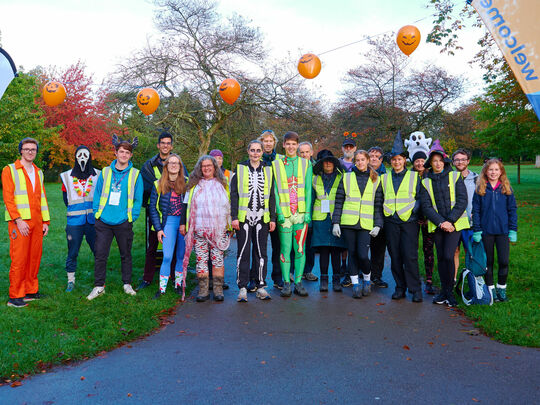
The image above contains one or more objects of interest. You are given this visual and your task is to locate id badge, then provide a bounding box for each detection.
[109,191,121,206]
[321,199,330,213]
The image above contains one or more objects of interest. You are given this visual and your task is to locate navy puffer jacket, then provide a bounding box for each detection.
[149,186,177,232]
[472,183,517,234]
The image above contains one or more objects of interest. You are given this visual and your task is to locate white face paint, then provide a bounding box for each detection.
[76,149,90,172]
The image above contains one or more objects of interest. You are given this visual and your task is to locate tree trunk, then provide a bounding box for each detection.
[535,155,540,168]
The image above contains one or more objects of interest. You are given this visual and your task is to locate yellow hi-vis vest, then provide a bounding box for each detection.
[340,172,379,230]
[95,166,140,222]
[153,176,189,224]
[312,173,342,221]
[185,180,230,232]
[236,164,272,223]
[381,170,417,222]
[4,163,50,221]
[153,165,161,180]
[272,157,309,217]
[422,171,470,233]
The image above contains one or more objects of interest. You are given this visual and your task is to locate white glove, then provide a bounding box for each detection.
[369,226,380,237]
[282,218,292,229]
[332,224,341,238]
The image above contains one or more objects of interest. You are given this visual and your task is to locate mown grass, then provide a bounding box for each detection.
[0,183,194,382]
[418,165,539,347]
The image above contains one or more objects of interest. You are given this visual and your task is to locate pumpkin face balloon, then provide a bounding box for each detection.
[219,78,241,105]
[297,53,321,79]
[396,25,421,56]
[42,81,66,106]
[137,88,160,115]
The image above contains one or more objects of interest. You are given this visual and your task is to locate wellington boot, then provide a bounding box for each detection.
[213,276,225,301]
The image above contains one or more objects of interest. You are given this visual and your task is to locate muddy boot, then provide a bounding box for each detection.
[196,275,210,302]
[213,276,225,301]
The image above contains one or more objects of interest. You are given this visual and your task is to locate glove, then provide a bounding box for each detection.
[277,214,285,224]
[472,231,482,243]
[332,224,341,238]
[509,230,517,243]
[304,213,311,225]
[282,218,292,229]
[369,226,380,238]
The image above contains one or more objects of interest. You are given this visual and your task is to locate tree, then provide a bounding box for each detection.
[0,72,58,173]
[113,0,310,158]
[474,67,540,183]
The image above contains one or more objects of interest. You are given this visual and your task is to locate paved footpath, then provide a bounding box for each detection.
[2,239,539,404]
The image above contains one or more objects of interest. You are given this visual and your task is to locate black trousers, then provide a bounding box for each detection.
[482,233,509,286]
[269,227,282,283]
[94,219,134,287]
[384,221,421,293]
[238,221,269,288]
[318,246,343,281]
[433,229,461,292]
[369,229,387,280]
[342,228,371,277]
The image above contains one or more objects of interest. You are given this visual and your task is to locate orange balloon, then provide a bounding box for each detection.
[219,78,241,105]
[297,53,321,79]
[42,81,66,106]
[396,25,421,56]
[137,88,160,115]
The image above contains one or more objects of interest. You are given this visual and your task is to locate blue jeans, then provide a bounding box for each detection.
[66,223,96,273]
[160,215,185,280]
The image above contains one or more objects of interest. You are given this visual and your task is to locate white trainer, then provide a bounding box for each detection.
[237,287,248,302]
[256,287,271,300]
[87,286,105,301]
[123,284,137,296]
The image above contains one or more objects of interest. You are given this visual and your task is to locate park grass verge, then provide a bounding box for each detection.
[0,184,194,383]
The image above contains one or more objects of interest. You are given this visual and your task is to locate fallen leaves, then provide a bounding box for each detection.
[403,345,410,350]
[10,381,22,387]
[80,376,85,380]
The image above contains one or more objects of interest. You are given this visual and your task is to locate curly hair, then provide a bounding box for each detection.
[476,159,512,196]
[158,153,186,195]
[355,150,378,183]
[186,155,228,190]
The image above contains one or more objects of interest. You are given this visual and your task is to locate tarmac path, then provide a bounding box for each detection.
[1,238,539,404]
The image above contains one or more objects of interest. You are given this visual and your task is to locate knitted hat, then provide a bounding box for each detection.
[411,150,428,163]
[313,149,341,175]
[209,149,223,158]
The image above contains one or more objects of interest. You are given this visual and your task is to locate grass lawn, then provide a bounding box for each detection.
[0,183,194,383]
[0,164,538,382]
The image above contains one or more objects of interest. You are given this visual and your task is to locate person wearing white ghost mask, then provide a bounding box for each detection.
[60,146,100,292]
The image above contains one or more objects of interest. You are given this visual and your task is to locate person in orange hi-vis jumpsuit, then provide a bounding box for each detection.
[2,137,50,308]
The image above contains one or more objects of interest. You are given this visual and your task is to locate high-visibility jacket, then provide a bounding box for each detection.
[185,180,230,232]
[223,168,231,185]
[340,172,379,230]
[95,166,140,222]
[272,157,309,217]
[312,173,342,221]
[60,169,100,225]
[153,176,188,225]
[4,163,50,222]
[153,165,161,180]
[422,171,470,233]
[381,170,417,222]
[235,164,272,223]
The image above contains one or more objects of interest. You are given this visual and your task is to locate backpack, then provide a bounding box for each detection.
[456,236,492,306]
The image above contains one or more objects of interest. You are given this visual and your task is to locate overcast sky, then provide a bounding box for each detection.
[0,0,486,105]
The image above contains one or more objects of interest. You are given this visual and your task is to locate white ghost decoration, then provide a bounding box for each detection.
[404,131,432,161]
[76,148,90,172]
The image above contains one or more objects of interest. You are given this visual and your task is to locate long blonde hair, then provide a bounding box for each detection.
[158,154,186,195]
[355,150,378,182]
[476,159,512,196]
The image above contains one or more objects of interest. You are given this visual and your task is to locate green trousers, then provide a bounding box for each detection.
[278,222,308,283]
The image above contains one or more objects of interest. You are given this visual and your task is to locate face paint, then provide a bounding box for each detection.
[76,148,90,172]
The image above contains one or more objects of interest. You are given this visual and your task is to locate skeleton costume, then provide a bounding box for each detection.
[230,160,276,291]
[60,146,100,291]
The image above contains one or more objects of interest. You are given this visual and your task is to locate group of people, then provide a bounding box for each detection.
[3,131,517,309]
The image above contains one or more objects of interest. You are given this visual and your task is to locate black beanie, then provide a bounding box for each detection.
[411,151,428,162]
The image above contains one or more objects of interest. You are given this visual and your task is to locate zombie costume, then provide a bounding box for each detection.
[60,146,100,291]
[272,155,312,295]
[230,160,276,290]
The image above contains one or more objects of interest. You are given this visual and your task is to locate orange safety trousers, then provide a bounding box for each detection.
[8,218,43,298]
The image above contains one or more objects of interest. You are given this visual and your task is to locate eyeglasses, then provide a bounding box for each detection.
[453,158,468,163]
[21,148,37,153]
[159,141,172,146]
[168,162,180,166]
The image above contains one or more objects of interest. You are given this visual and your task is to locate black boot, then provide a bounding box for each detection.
[320,277,329,292]
[332,275,342,292]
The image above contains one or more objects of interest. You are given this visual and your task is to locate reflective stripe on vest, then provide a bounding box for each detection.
[95,166,139,222]
[422,171,470,233]
[60,170,100,217]
[236,164,272,223]
[4,164,50,221]
[381,170,417,221]
[340,172,379,230]
[312,173,341,221]
[153,165,161,180]
[272,157,308,217]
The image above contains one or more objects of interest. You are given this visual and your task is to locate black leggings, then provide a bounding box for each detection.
[317,246,342,279]
[482,234,509,286]
[433,230,461,292]
[342,228,371,276]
